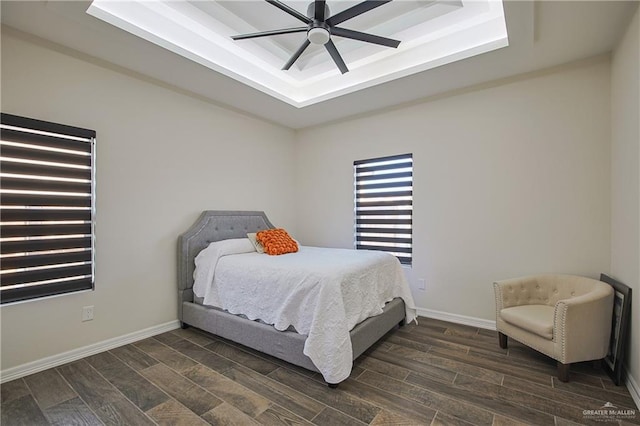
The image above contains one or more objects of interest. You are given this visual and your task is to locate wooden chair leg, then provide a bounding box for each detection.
[557,362,570,382]
[498,332,508,349]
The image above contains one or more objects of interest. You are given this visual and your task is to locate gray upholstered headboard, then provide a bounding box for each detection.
[177,211,274,318]
[178,210,275,291]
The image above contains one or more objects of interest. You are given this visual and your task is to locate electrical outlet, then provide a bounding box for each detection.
[417,278,426,291]
[81,305,94,322]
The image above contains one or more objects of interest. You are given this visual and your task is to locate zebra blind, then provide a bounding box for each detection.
[1,113,96,304]
[354,153,412,265]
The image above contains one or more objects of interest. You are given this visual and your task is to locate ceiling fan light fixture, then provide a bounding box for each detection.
[231,0,400,73]
[307,27,330,45]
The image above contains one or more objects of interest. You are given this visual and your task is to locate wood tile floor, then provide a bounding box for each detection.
[2,318,638,425]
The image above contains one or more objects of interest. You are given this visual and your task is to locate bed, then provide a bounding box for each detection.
[177,210,416,385]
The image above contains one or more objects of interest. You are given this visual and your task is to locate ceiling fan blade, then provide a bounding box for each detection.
[266,0,312,24]
[325,40,349,74]
[232,27,308,40]
[326,0,392,26]
[315,0,326,21]
[331,27,400,48]
[283,39,311,70]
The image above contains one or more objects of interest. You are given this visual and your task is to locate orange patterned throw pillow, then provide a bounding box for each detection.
[256,228,298,255]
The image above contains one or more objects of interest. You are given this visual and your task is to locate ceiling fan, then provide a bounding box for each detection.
[231,0,400,74]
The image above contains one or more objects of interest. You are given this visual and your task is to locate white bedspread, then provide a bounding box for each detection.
[193,240,417,383]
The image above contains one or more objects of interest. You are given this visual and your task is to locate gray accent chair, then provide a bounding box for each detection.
[494,274,614,382]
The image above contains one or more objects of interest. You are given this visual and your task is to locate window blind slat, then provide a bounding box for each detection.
[0,208,91,222]
[1,177,91,194]
[356,227,411,234]
[0,145,92,167]
[0,278,93,304]
[357,181,412,191]
[1,250,92,270]
[356,209,412,216]
[356,190,412,199]
[1,237,92,255]
[1,128,93,151]
[356,219,411,225]
[355,171,412,182]
[0,161,92,180]
[356,199,413,208]
[1,193,92,207]
[1,223,92,238]
[354,153,412,166]
[1,264,93,287]
[354,161,412,174]
[1,113,96,140]
[355,236,412,244]
[356,245,413,254]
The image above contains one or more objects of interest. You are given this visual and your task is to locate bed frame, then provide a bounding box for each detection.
[177,210,406,384]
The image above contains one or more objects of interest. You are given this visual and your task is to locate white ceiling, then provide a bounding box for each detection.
[1,1,637,129]
[85,0,508,107]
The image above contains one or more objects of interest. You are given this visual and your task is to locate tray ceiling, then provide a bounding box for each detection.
[87,0,508,107]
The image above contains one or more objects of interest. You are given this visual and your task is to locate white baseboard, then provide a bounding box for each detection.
[416,307,496,330]
[627,371,640,410]
[0,320,181,384]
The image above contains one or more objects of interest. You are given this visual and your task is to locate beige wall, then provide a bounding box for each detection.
[611,6,639,395]
[295,59,612,320]
[0,31,297,370]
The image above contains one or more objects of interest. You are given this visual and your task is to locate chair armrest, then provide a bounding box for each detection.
[553,285,614,363]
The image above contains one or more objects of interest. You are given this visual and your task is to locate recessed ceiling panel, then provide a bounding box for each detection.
[87,0,508,107]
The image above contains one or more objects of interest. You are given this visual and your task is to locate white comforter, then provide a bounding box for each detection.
[192,239,417,383]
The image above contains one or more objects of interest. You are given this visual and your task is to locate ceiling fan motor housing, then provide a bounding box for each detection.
[306,3,331,45]
[306,2,330,20]
[308,27,330,45]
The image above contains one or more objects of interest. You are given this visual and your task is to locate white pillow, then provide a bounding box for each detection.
[214,237,256,256]
[193,238,256,297]
[246,232,265,254]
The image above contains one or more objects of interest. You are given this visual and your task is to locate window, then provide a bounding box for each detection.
[1,113,96,304]
[354,153,412,265]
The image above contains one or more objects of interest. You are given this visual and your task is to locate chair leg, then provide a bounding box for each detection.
[498,332,508,349]
[557,362,570,382]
